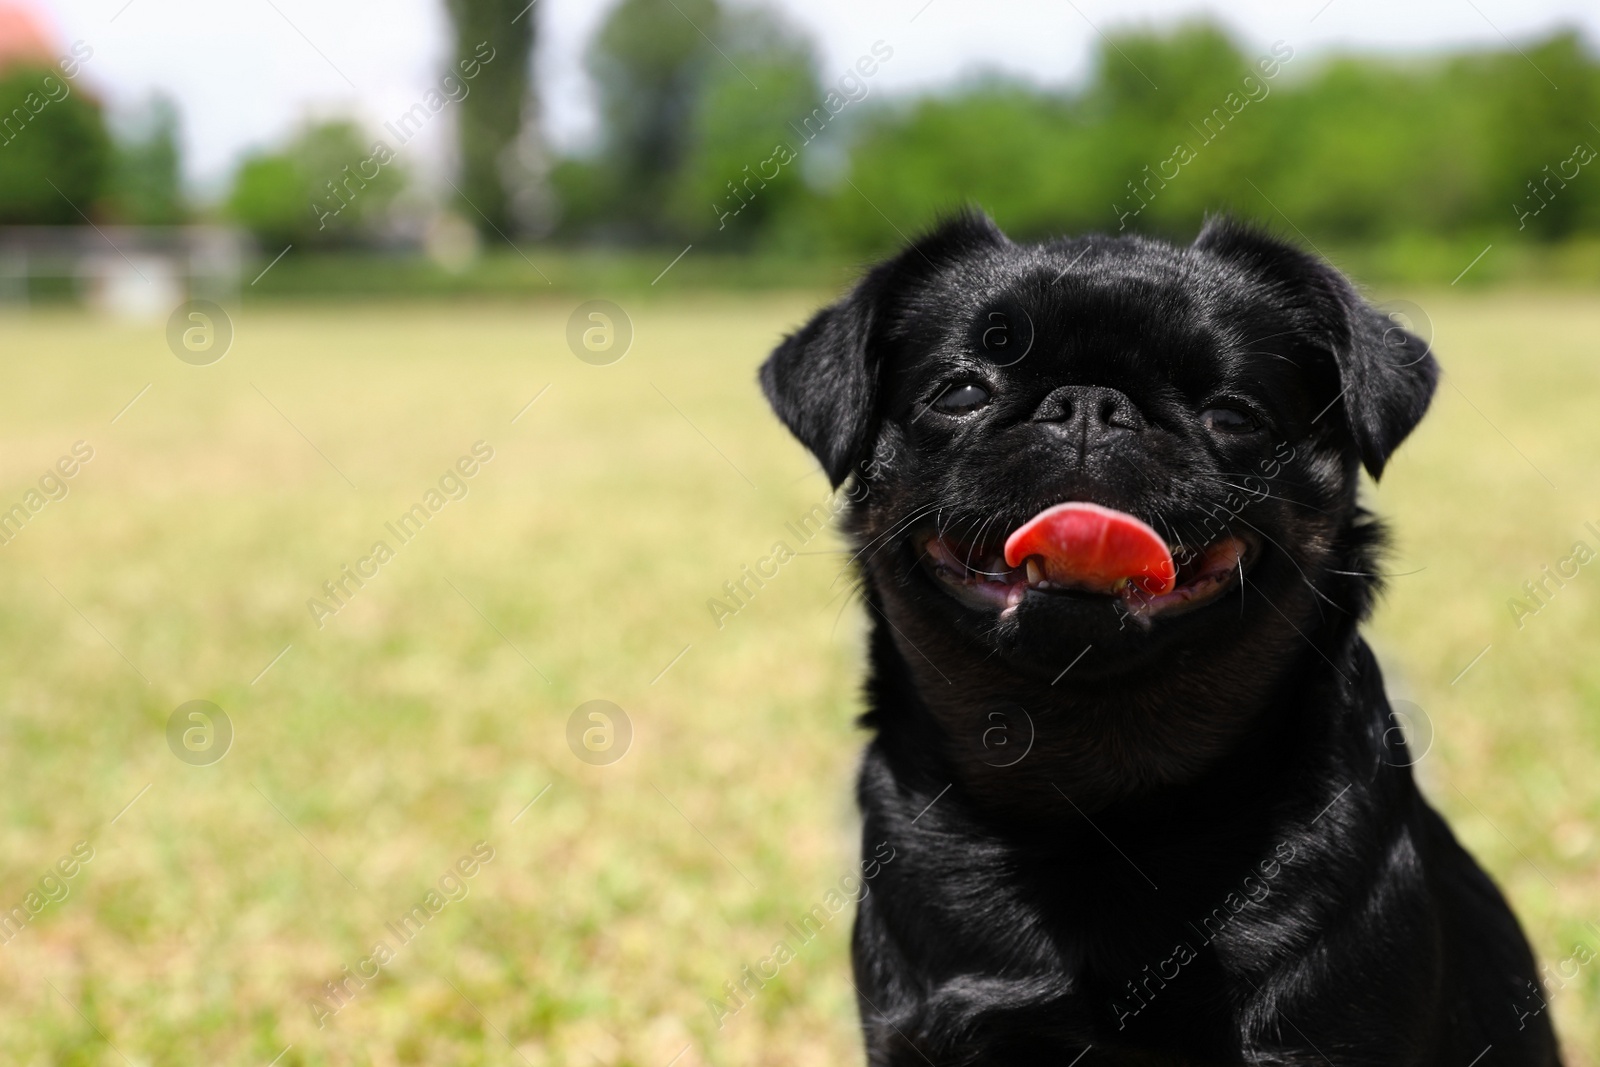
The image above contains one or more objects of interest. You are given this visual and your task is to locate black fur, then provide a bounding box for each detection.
[760,211,1559,1065]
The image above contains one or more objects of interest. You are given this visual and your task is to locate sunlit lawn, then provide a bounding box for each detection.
[0,287,1595,1064]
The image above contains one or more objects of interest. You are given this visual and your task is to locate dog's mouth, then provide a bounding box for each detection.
[917,503,1256,621]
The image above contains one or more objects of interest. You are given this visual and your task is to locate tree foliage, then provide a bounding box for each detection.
[0,64,111,225]
[443,0,538,236]
[555,17,1600,253]
[227,121,405,248]
[110,93,184,225]
[557,0,822,246]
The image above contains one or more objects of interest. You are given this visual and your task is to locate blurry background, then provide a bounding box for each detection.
[1,0,1598,1063]
[11,0,1600,287]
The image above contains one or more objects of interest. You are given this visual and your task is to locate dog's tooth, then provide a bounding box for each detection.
[1026,559,1043,586]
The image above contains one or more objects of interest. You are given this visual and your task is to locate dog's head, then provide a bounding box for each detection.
[762,212,1436,702]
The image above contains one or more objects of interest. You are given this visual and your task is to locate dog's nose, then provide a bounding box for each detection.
[1031,385,1145,439]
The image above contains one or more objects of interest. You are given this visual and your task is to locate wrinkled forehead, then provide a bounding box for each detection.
[882,246,1306,399]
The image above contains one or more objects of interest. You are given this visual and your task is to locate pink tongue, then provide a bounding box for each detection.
[1004,502,1177,596]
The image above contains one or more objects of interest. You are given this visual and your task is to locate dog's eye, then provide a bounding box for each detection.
[932,383,991,415]
[1201,405,1259,434]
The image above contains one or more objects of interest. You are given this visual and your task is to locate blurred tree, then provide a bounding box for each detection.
[1252,58,1452,239]
[583,0,721,239]
[550,16,1600,254]
[442,0,537,237]
[798,23,1600,252]
[547,156,625,239]
[666,5,822,245]
[1462,32,1600,238]
[226,120,405,248]
[1089,24,1288,235]
[1091,21,1250,126]
[817,82,1106,252]
[0,64,111,224]
[109,93,184,225]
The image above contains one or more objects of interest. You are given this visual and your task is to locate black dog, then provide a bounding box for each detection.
[760,212,1560,1065]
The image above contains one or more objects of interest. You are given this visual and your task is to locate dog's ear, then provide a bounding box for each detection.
[1193,217,1438,479]
[760,209,1007,486]
[759,273,880,488]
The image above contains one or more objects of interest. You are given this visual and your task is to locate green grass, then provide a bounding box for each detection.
[0,290,1595,1064]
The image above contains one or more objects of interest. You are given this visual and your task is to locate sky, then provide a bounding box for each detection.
[28,0,1600,193]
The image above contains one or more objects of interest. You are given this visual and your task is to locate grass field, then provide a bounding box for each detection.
[0,288,1596,1064]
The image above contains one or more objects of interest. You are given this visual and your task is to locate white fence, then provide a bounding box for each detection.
[0,226,250,317]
